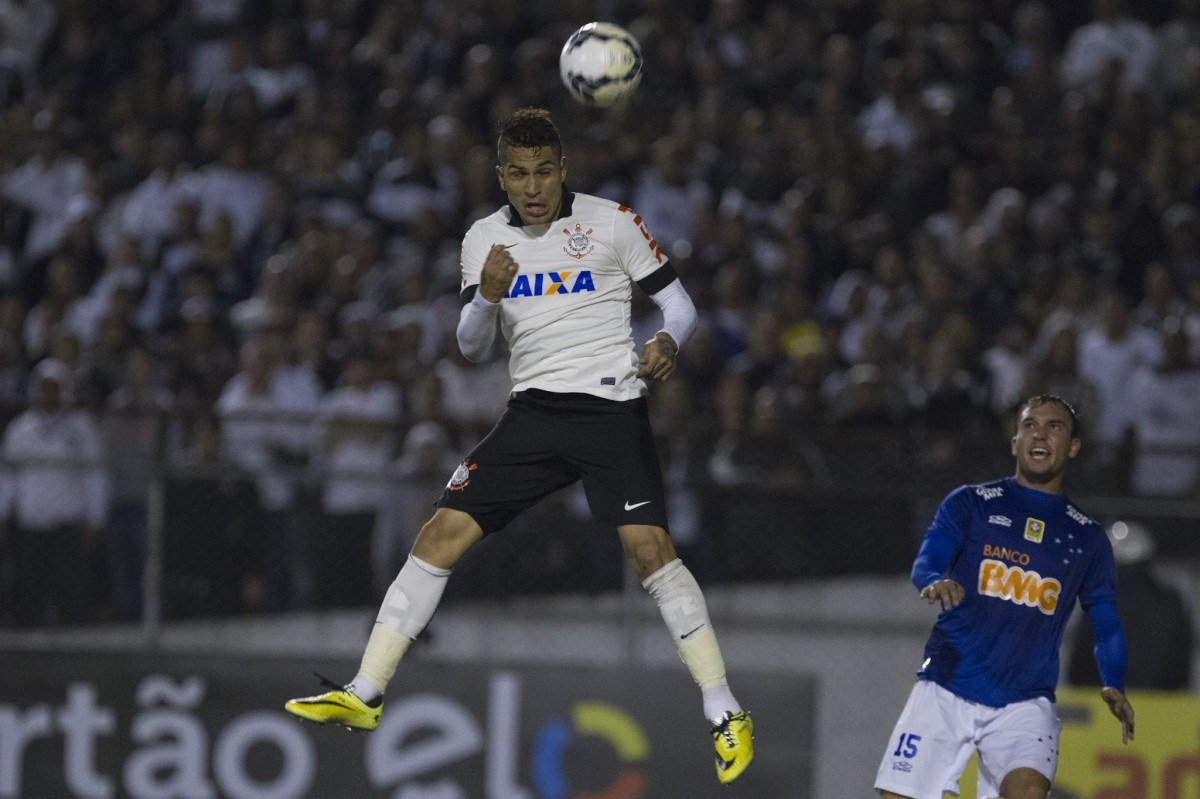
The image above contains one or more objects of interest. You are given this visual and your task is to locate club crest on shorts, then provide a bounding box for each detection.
[448,459,477,491]
[562,223,595,260]
[1024,517,1045,543]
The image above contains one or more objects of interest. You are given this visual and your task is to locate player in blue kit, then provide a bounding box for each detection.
[286,108,753,784]
[876,394,1135,799]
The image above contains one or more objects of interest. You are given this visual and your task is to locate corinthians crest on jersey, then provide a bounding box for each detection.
[563,223,594,259]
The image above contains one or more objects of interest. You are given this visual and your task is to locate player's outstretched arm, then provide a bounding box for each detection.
[1100,686,1135,744]
[920,579,965,611]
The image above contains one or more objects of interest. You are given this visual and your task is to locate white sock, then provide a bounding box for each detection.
[642,558,742,722]
[349,673,385,705]
[703,685,742,725]
[350,555,451,699]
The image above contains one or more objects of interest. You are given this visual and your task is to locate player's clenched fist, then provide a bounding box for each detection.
[480,243,519,302]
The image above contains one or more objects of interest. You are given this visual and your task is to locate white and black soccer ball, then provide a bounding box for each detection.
[559,22,643,107]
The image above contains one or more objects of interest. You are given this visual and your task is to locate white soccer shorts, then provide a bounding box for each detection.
[874,680,1061,799]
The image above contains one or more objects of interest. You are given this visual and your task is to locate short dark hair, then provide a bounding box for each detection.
[1017,393,1081,439]
[497,108,562,164]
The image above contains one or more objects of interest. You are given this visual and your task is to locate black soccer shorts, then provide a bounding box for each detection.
[435,389,670,534]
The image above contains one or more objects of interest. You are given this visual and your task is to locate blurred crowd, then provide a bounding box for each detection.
[1,0,1199,625]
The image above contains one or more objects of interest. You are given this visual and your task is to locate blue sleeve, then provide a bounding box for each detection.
[1089,599,1127,692]
[911,487,972,592]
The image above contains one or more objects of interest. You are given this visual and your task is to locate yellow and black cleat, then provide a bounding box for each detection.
[285,676,381,732]
[711,711,753,784]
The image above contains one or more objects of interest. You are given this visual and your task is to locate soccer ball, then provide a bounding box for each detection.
[559,22,643,107]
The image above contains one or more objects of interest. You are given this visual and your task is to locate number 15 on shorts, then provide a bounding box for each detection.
[893,732,921,758]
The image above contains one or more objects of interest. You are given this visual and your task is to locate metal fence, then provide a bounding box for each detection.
[0,407,1196,633]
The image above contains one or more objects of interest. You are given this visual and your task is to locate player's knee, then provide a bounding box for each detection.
[625,542,663,573]
[622,535,673,579]
[412,510,482,568]
[999,768,1050,799]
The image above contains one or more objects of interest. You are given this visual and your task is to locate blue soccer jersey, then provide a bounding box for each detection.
[911,476,1121,707]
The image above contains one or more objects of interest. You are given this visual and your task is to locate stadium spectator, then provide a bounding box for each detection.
[0,0,55,78]
[924,165,987,267]
[375,420,457,590]
[312,352,399,608]
[647,375,706,554]
[1134,261,1190,330]
[1156,0,1200,104]
[23,255,85,360]
[243,20,314,117]
[120,130,199,258]
[1021,322,1102,432]
[162,412,253,619]
[720,306,792,395]
[1061,0,1158,97]
[432,332,510,446]
[910,326,991,434]
[865,242,919,339]
[215,336,309,611]
[1128,322,1200,497]
[1076,289,1163,486]
[631,134,713,260]
[824,268,877,364]
[101,345,173,620]
[2,120,91,263]
[0,329,22,423]
[1163,202,1200,290]
[195,138,270,251]
[0,358,108,626]
[181,0,249,98]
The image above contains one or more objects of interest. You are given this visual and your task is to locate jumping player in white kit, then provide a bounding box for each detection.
[876,394,1135,799]
[286,107,753,784]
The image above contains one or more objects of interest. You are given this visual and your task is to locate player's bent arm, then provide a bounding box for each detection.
[646,278,697,350]
[457,286,500,363]
[910,528,960,593]
[910,489,972,591]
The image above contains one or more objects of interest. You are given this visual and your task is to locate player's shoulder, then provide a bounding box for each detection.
[464,206,513,239]
[952,477,1010,504]
[568,191,623,216]
[565,193,636,234]
[1059,495,1103,531]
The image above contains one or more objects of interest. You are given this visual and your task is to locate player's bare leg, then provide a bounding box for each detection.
[999,768,1051,799]
[285,508,481,729]
[410,507,485,569]
[620,524,753,783]
[617,522,676,579]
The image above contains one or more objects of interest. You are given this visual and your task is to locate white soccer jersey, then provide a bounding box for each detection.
[459,192,668,401]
